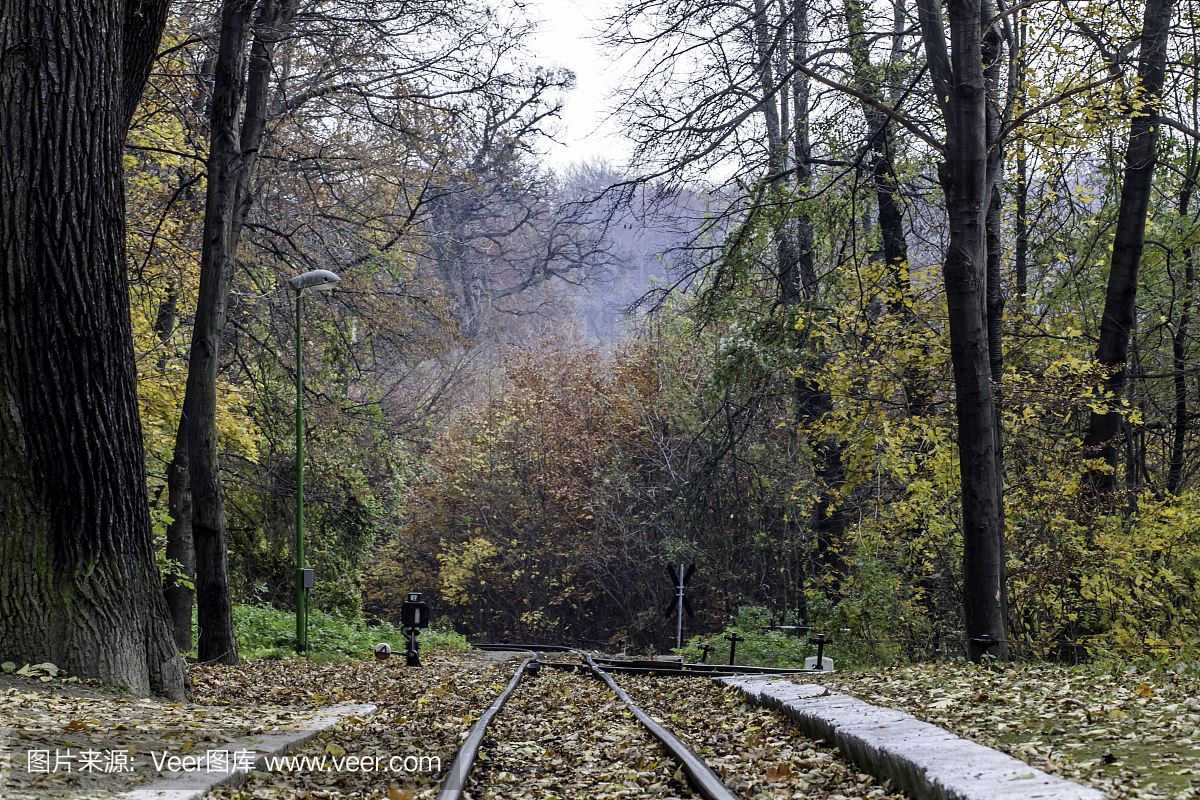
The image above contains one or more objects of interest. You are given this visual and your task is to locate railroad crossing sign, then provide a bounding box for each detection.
[662,563,695,650]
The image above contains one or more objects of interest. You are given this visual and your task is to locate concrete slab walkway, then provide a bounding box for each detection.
[718,677,1106,800]
[117,703,376,800]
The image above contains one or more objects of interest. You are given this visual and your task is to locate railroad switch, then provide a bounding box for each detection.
[807,633,832,670]
[400,592,431,667]
[970,634,1002,658]
[724,633,746,665]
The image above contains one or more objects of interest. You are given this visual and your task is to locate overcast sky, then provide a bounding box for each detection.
[526,0,631,170]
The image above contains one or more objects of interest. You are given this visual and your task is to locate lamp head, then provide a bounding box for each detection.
[288,269,341,292]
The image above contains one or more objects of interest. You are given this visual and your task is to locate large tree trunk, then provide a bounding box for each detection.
[917,0,1007,661]
[0,0,186,698]
[1082,0,1174,494]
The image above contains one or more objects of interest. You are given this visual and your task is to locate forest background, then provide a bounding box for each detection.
[118,0,1200,669]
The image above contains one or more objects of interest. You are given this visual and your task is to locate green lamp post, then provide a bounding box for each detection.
[288,269,340,652]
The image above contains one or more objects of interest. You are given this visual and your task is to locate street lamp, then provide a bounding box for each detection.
[288,269,340,652]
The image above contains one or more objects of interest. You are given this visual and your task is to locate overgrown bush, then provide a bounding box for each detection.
[233,603,470,658]
[679,606,816,668]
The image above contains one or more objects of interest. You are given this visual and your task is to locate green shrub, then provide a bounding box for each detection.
[679,606,810,667]
[233,603,471,658]
[678,605,873,669]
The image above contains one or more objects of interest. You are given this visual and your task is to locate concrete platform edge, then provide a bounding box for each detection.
[117,702,377,800]
[716,676,1106,800]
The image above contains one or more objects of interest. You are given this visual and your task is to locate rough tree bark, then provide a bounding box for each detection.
[1082,0,1175,494]
[0,0,187,698]
[917,0,1008,661]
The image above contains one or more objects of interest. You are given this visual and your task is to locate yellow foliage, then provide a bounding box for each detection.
[439,538,500,606]
[124,24,261,510]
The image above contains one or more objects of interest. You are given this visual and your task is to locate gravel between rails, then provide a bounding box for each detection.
[463,666,698,799]
[615,673,913,800]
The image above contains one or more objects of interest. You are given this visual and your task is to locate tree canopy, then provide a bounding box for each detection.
[7,0,1200,679]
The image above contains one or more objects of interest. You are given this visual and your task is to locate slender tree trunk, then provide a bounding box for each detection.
[985,188,1004,385]
[164,56,214,652]
[845,0,910,296]
[184,0,257,665]
[847,0,924,420]
[1014,150,1029,304]
[179,0,299,663]
[776,0,847,592]
[983,0,1009,636]
[164,428,195,651]
[1082,0,1175,494]
[917,0,1007,661]
[159,280,191,654]
[982,0,1005,389]
[792,0,817,298]
[1167,279,1192,493]
[1168,161,1198,494]
[0,0,186,698]
[1013,18,1029,309]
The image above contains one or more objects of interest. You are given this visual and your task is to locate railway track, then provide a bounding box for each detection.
[436,653,734,800]
[434,649,908,800]
[195,647,908,800]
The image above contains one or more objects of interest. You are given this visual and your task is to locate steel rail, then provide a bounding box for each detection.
[580,653,744,800]
[592,658,817,676]
[471,642,575,652]
[434,654,535,800]
[542,661,811,677]
[435,646,745,800]
[474,645,823,676]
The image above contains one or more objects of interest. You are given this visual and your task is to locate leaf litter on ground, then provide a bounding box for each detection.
[616,672,908,800]
[208,651,911,799]
[0,663,299,799]
[5,650,1196,799]
[798,661,1200,800]
[204,649,507,800]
